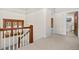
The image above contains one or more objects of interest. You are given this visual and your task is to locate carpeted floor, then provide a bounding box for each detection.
[18,33,79,50]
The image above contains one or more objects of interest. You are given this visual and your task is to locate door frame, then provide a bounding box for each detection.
[65,11,79,37]
[74,11,78,36]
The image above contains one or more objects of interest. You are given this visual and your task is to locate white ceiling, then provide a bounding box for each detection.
[24,8,42,14]
[0,8,43,14]
[10,8,78,15]
[0,8,78,15]
[55,8,77,13]
[12,8,43,14]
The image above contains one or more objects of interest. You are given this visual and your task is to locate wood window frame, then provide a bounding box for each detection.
[3,19,24,38]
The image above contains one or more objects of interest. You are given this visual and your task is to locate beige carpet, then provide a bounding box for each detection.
[18,34,79,50]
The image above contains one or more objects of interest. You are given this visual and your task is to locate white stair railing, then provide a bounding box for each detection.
[0,25,33,50]
[0,30,29,50]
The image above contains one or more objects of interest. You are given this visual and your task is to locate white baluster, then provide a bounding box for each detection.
[22,29,24,47]
[28,32,29,44]
[17,29,19,49]
[13,30,15,50]
[20,29,21,47]
[8,30,10,50]
[24,31,27,46]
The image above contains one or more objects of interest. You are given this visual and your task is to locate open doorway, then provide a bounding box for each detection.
[66,11,78,37]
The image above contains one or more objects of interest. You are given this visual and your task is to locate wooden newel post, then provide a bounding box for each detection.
[29,25,33,43]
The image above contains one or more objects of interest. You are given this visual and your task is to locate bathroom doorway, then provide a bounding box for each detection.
[66,11,78,37]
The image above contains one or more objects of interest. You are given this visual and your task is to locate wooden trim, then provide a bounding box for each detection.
[2,19,24,38]
[29,25,33,43]
[18,35,20,48]
[74,11,78,36]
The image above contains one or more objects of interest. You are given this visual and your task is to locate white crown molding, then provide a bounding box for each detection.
[0,8,26,14]
[55,8,78,14]
[25,8,43,14]
[0,8,43,15]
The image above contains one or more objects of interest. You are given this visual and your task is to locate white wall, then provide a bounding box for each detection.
[0,9,26,19]
[53,8,79,37]
[25,9,46,41]
[54,13,66,35]
[45,9,52,37]
[25,8,79,38]
[25,9,52,41]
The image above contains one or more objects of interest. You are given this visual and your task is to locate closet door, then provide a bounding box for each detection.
[74,11,78,36]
